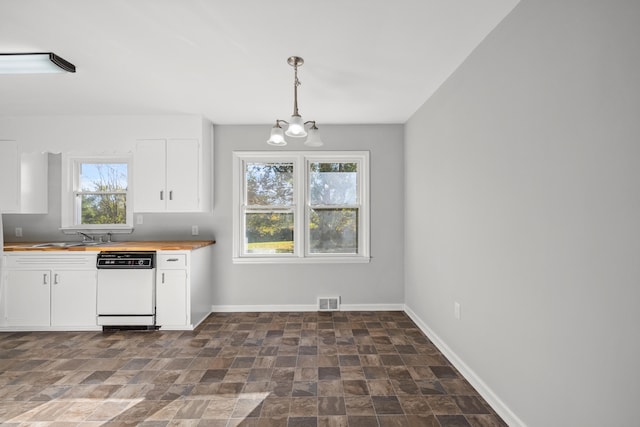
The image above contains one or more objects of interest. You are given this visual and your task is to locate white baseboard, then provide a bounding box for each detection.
[341,303,405,311]
[212,304,317,313]
[211,303,404,313]
[404,305,526,427]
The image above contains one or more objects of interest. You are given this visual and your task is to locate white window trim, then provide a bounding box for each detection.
[233,151,370,264]
[61,153,134,232]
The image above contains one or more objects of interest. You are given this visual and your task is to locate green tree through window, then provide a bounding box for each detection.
[245,163,294,253]
[76,163,128,225]
[309,162,359,254]
[234,151,369,262]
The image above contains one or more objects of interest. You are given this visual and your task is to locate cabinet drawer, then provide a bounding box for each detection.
[157,254,187,269]
[5,254,97,269]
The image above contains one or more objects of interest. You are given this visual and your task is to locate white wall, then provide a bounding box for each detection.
[405,1,640,426]
[0,115,206,152]
[211,124,404,309]
[1,114,216,242]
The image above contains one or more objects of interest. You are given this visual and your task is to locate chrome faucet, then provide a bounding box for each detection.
[76,231,95,242]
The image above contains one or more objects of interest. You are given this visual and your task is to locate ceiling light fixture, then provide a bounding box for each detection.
[0,52,76,74]
[267,56,323,147]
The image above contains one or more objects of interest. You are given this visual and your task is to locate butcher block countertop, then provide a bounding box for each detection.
[3,240,215,252]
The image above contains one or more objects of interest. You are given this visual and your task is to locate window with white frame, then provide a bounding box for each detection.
[233,151,370,263]
[61,155,133,230]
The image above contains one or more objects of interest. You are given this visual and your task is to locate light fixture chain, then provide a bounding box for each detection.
[292,62,300,116]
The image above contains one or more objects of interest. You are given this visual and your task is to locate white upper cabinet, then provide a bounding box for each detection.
[19,152,48,214]
[0,140,19,212]
[134,139,171,212]
[134,136,211,213]
[166,140,200,211]
[0,141,48,214]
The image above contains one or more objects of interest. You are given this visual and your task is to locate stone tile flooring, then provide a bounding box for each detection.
[0,311,507,426]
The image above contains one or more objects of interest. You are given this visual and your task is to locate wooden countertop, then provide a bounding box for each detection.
[3,240,215,252]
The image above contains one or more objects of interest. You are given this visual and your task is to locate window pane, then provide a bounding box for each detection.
[80,194,127,224]
[245,211,294,254]
[80,163,128,192]
[309,162,357,205]
[246,163,294,206]
[309,208,358,254]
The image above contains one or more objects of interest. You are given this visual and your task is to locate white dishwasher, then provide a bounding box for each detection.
[96,251,156,329]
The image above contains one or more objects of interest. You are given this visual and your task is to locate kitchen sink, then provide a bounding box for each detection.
[30,242,106,248]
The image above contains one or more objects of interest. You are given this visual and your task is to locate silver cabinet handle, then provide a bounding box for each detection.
[169,190,173,200]
[54,273,59,285]
[167,258,179,262]
[160,190,164,200]
[161,272,165,284]
[43,273,48,285]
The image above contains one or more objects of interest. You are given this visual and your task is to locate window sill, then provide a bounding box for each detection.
[233,256,371,265]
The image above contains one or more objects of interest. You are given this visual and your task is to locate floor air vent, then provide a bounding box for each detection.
[318,297,340,311]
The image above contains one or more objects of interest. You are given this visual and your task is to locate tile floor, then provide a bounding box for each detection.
[0,311,507,426]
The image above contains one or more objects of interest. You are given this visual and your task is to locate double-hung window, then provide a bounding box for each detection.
[61,155,133,230]
[233,151,369,263]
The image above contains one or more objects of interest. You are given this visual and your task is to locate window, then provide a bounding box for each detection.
[75,162,128,225]
[61,155,133,230]
[233,151,369,263]
[244,162,295,254]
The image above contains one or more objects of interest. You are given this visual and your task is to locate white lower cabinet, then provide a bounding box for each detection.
[51,270,97,327]
[1,253,98,330]
[155,246,212,330]
[4,269,50,327]
[156,269,187,326]
[0,245,213,332]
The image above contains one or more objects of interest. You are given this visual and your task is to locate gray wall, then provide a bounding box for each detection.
[211,125,405,309]
[405,1,640,426]
[3,121,405,309]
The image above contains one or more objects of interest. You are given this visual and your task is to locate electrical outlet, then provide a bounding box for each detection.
[454,302,461,320]
[191,225,199,236]
[136,214,143,225]
[15,227,22,237]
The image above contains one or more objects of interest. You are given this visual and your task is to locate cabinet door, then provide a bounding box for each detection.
[0,140,19,212]
[51,270,97,327]
[20,152,48,214]
[166,139,199,212]
[134,140,167,212]
[156,269,187,326]
[4,270,50,326]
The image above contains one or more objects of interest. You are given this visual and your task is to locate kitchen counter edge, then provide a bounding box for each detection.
[3,240,216,252]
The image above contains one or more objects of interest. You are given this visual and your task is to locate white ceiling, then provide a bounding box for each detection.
[0,0,518,125]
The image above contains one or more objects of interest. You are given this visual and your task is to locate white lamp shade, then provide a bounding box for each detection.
[285,115,307,137]
[267,126,287,146]
[304,127,324,147]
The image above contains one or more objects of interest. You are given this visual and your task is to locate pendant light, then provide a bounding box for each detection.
[267,56,323,147]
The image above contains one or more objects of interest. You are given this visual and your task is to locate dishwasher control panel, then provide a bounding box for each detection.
[96,251,156,269]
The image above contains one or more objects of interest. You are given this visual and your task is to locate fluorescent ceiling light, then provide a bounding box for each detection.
[0,53,76,74]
